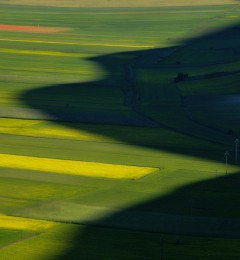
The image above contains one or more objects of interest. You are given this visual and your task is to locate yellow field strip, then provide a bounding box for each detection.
[0,38,154,48]
[0,154,157,179]
[0,214,58,231]
[0,48,95,57]
[0,118,111,141]
[0,126,109,142]
[0,91,18,100]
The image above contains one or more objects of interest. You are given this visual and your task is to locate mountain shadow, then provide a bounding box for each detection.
[20,17,240,259]
[56,171,240,259]
[20,22,240,161]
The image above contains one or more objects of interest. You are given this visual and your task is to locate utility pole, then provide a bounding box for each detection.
[225,151,229,175]
[235,138,239,164]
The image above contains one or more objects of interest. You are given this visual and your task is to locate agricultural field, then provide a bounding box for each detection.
[0,0,240,259]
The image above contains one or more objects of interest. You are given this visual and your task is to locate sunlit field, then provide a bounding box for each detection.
[0,153,157,179]
[0,0,240,259]
[0,214,57,231]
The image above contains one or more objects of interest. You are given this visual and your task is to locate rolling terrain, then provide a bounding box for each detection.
[0,1,240,259]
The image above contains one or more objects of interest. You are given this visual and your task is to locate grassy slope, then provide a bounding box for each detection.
[134,3,240,135]
[0,1,240,259]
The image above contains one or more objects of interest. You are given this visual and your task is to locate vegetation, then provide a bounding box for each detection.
[0,0,240,259]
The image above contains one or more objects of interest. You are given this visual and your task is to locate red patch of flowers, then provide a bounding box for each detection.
[0,24,69,33]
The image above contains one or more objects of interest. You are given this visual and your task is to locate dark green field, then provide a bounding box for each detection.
[0,1,240,259]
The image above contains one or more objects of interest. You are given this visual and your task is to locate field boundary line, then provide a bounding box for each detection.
[0,38,154,48]
[0,233,37,251]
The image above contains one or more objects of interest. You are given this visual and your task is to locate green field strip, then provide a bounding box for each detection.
[0,228,33,249]
[0,175,93,215]
[0,38,154,49]
[0,84,124,105]
[0,118,229,150]
[179,73,240,95]
[0,223,239,260]
[0,107,150,127]
[0,48,97,58]
[0,176,86,200]
[0,129,232,172]
[0,75,90,86]
[65,188,155,209]
[14,198,240,236]
[0,197,37,215]
[143,105,235,146]
[0,69,101,81]
[1,167,239,220]
[0,29,166,43]
[0,68,99,77]
[0,57,103,74]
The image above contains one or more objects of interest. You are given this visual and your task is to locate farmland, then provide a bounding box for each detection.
[0,0,240,259]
